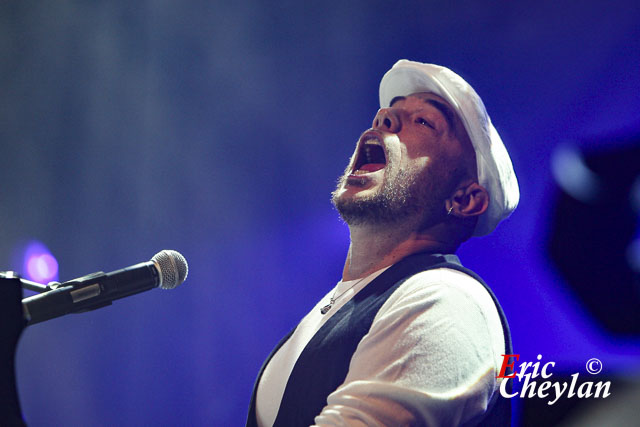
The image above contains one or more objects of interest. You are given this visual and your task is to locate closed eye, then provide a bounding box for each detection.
[415,117,435,129]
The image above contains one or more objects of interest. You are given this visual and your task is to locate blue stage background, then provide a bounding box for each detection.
[2,1,639,425]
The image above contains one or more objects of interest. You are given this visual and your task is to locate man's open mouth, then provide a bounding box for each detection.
[351,135,387,175]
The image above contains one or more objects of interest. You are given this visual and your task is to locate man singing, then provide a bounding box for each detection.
[247,60,519,426]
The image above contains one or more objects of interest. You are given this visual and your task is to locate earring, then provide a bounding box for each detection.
[447,206,453,216]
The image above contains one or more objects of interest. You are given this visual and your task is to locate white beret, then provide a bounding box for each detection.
[379,60,519,236]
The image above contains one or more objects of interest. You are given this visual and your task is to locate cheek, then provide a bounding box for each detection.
[411,156,429,170]
[383,134,402,166]
[402,147,430,175]
[386,136,432,176]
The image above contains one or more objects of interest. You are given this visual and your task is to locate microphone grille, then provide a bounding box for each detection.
[151,250,189,289]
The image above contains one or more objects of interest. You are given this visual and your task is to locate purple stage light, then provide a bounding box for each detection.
[22,241,58,283]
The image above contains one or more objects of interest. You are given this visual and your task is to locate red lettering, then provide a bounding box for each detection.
[497,354,519,378]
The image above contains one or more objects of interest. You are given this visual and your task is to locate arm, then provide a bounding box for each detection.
[313,268,505,427]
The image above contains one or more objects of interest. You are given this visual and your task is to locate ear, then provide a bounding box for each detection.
[446,182,489,218]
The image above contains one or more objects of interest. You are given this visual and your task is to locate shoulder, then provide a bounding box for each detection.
[372,266,506,373]
[383,267,498,314]
[378,267,500,315]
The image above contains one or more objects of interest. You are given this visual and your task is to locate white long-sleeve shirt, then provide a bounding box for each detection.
[256,267,505,427]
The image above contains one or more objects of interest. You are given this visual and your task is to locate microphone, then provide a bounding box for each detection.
[22,250,189,325]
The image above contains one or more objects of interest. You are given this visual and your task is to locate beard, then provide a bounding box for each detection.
[331,163,455,230]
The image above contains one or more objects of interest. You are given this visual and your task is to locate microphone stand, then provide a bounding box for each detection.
[19,278,52,293]
[0,272,27,426]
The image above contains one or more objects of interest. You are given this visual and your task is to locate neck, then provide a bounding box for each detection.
[342,221,456,281]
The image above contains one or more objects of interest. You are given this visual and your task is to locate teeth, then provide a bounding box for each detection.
[363,138,381,146]
[365,146,372,163]
[352,135,385,174]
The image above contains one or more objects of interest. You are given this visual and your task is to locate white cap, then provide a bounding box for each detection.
[379,60,519,236]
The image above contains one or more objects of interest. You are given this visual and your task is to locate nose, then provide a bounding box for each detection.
[372,108,401,133]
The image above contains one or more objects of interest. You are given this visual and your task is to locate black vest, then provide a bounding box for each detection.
[247,253,512,426]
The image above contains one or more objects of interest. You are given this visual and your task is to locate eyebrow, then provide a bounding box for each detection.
[424,99,456,133]
[389,96,456,132]
[389,96,405,106]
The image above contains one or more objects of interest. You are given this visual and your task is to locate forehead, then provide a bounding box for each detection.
[391,92,458,133]
[390,91,450,106]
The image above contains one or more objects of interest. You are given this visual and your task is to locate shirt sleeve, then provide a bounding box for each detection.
[312,268,505,427]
